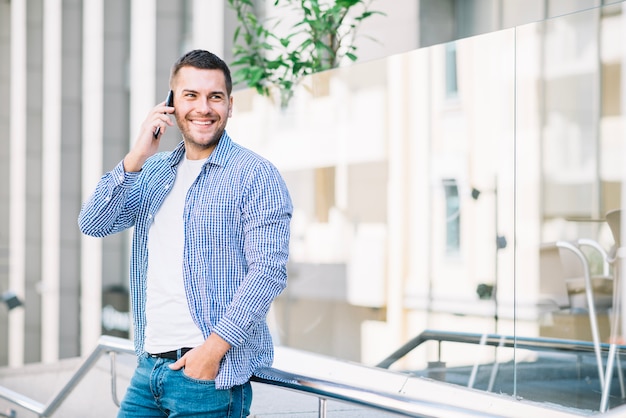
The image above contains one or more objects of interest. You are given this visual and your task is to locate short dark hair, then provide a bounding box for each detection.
[170,50,232,96]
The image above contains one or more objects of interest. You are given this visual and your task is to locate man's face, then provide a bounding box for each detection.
[171,66,233,158]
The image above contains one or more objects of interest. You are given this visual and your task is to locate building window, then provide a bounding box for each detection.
[445,43,458,98]
[443,178,461,254]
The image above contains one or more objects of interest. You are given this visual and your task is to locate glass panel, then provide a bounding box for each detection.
[230,24,518,394]
[515,3,625,412]
[229,1,625,413]
[442,178,461,254]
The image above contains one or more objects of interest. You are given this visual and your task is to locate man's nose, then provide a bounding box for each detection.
[197,98,212,113]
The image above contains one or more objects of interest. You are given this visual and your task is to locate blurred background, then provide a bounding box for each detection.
[1,0,626,410]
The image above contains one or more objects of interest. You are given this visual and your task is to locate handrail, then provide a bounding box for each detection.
[577,238,611,277]
[2,333,626,417]
[556,240,606,388]
[250,367,500,418]
[376,329,626,415]
[376,329,626,369]
[0,335,498,418]
[0,335,134,417]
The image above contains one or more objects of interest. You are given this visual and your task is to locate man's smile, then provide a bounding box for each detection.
[191,119,215,126]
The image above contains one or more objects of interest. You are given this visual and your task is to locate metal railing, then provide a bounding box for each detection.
[377,329,626,415]
[377,329,623,369]
[0,335,496,418]
[0,336,134,417]
[2,333,626,417]
[250,367,500,418]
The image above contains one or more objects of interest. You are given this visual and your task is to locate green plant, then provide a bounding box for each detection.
[227,0,384,108]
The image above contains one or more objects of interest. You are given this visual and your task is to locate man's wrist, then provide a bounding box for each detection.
[204,332,231,357]
[123,155,143,172]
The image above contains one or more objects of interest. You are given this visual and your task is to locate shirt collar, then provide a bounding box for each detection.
[166,131,234,168]
[206,131,233,168]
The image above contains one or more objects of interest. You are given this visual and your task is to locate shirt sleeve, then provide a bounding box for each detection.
[78,160,141,237]
[213,161,292,347]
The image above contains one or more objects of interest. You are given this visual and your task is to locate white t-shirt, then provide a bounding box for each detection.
[144,155,206,353]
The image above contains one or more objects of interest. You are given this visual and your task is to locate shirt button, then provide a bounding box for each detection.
[164,184,170,190]
[118,175,124,182]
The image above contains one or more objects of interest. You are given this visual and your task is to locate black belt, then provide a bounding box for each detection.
[149,347,193,360]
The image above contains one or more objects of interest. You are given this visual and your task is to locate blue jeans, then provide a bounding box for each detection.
[118,354,252,417]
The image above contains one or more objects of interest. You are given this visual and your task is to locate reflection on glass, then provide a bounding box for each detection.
[442,178,461,254]
[229,2,625,413]
[445,43,459,99]
[515,4,625,413]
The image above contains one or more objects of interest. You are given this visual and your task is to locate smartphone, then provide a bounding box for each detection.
[154,90,174,138]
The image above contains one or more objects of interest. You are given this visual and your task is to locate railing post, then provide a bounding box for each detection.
[109,352,122,407]
[318,397,327,418]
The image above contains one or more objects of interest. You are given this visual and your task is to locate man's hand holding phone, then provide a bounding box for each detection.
[123,91,175,172]
[154,90,174,138]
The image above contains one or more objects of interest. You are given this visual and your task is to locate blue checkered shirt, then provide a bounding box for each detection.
[78,132,292,389]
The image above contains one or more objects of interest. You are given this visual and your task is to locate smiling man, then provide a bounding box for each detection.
[78,50,293,417]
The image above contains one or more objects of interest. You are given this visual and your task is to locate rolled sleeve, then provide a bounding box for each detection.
[213,315,250,347]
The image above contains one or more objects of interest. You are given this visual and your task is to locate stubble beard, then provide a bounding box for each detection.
[177,113,226,153]
[183,127,224,152]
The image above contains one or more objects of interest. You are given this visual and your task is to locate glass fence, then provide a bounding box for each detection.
[227,2,625,412]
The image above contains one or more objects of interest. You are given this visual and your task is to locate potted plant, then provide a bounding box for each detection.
[227,0,385,108]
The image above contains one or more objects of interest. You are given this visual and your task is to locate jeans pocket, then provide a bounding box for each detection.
[181,367,217,385]
[164,368,234,415]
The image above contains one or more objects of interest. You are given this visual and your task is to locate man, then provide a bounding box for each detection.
[79,50,292,417]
